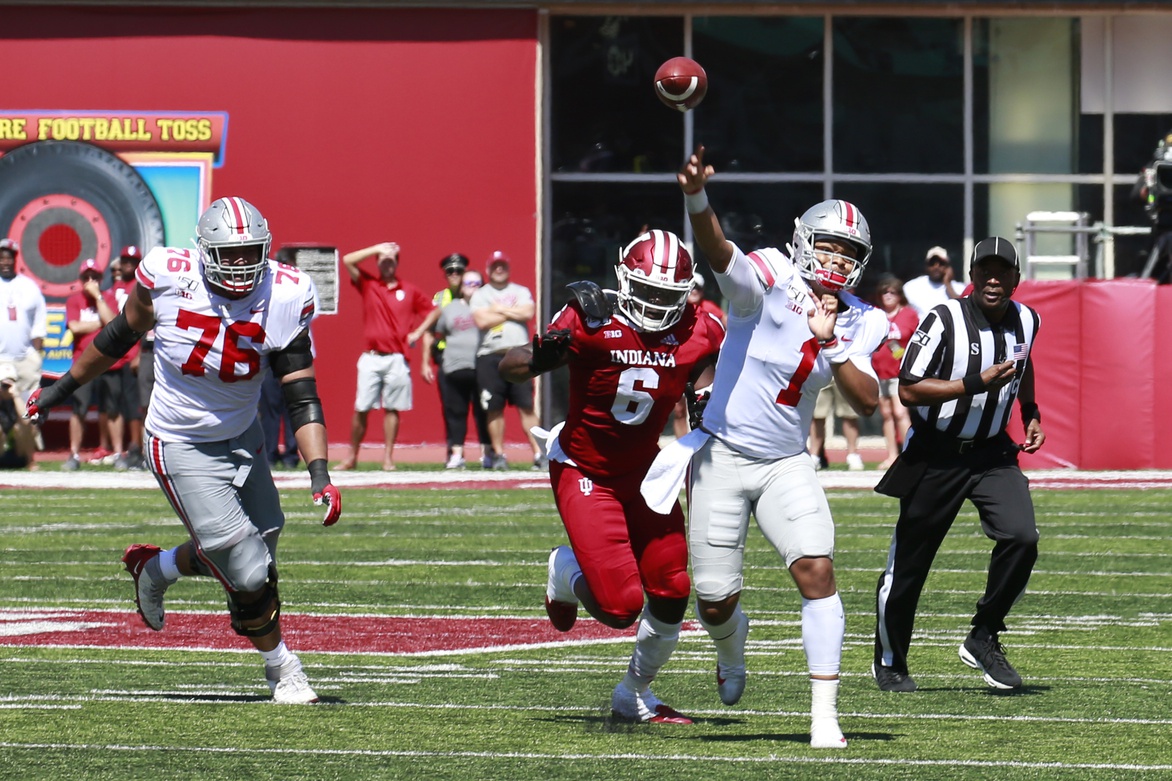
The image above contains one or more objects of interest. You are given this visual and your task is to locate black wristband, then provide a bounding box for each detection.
[307,458,330,494]
[962,374,986,395]
[1020,402,1041,425]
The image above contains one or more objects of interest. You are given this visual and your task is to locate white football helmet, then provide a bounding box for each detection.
[615,229,695,331]
[790,199,872,291]
[197,197,272,297]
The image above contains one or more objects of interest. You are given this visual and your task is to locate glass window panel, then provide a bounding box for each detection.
[1114,114,1172,177]
[693,182,825,267]
[1076,114,1104,176]
[833,17,964,174]
[973,18,1078,175]
[550,16,685,174]
[832,184,965,294]
[693,16,823,173]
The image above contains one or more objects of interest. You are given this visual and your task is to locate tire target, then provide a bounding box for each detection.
[0,140,165,299]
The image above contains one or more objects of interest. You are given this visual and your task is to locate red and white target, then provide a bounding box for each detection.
[11,194,112,297]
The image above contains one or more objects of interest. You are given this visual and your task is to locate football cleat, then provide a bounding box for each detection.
[872,662,917,692]
[959,628,1022,689]
[544,545,580,632]
[122,543,173,631]
[714,610,750,705]
[610,683,693,725]
[266,656,319,704]
[716,663,747,706]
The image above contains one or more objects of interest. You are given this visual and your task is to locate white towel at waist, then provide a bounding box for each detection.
[639,428,711,514]
[529,421,576,466]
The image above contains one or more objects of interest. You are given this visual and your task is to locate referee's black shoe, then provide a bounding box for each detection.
[959,627,1022,689]
[872,663,917,692]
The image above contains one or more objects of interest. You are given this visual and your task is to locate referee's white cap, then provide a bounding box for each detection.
[971,236,1019,270]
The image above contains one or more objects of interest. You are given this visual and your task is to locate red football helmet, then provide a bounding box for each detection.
[615,229,695,331]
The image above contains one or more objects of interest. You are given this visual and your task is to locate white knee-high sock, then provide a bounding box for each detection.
[621,606,681,693]
[697,602,748,667]
[801,593,845,677]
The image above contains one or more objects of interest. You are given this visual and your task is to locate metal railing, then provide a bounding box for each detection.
[1015,211,1151,279]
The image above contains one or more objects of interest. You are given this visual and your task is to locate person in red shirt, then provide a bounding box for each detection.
[337,242,435,471]
[62,258,124,470]
[500,229,724,725]
[109,246,146,470]
[871,275,919,469]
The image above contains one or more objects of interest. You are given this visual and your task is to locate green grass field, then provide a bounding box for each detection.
[0,482,1169,780]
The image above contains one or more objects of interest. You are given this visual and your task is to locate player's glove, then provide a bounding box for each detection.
[528,329,572,375]
[685,382,712,431]
[307,458,342,526]
[24,374,81,426]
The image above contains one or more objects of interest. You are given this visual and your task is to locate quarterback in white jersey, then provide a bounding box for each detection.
[28,197,341,705]
[668,147,884,749]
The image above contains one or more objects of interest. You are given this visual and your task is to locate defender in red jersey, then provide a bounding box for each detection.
[500,229,723,724]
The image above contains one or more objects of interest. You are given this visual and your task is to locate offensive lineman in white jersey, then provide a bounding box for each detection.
[645,148,887,748]
[28,197,342,704]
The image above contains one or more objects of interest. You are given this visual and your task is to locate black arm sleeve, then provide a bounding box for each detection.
[281,377,325,431]
[92,311,145,360]
[269,330,314,379]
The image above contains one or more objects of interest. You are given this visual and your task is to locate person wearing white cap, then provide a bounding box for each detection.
[903,245,965,319]
[0,238,48,404]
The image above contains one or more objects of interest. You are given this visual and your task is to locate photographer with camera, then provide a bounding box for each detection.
[1132,131,1172,283]
[0,363,36,469]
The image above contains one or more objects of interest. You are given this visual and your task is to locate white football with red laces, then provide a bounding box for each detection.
[654,57,708,113]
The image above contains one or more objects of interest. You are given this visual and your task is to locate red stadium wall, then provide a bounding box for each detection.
[2,6,538,451]
[1012,279,1163,471]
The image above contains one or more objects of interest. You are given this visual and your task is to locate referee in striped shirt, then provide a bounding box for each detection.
[871,236,1044,692]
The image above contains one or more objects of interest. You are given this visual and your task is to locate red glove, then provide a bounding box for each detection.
[307,458,342,526]
[313,483,342,526]
[24,387,46,425]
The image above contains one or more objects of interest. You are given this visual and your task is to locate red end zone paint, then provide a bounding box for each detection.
[0,609,640,654]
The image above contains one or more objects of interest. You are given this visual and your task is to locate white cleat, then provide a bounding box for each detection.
[610,683,693,724]
[266,656,319,704]
[810,718,848,749]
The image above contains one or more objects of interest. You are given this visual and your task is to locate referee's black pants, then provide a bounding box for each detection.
[874,451,1038,674]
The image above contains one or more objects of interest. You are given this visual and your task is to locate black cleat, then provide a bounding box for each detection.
[872,663,917,692]
[959,628,1022,689]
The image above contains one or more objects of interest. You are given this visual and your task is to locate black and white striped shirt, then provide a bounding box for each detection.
[900,296,1040,441]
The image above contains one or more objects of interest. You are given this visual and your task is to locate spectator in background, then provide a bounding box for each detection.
[111,246,146,471]
[0,238,48,455]
[904,246,965,319]
[422,269,492,469]
[410,253,495,468]
[337,242,434,471]
[472,250,543,470]
[258,247,301,469]
[809,381,864,471]
[872,275,918,469]
[672,270,725,437]
[0,362,36,470]
[63,259,123,471]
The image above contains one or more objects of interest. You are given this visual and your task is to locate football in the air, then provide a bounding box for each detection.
[654,57,708,112]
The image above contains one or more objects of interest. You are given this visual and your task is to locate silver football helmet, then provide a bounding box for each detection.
[614,229,695,332]
[197,197,272,297]
[790,199,872,291]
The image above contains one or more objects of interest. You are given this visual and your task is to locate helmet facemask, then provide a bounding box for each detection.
[197,197,272,298]
[789,200,872,292]
[615,230,695,332]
